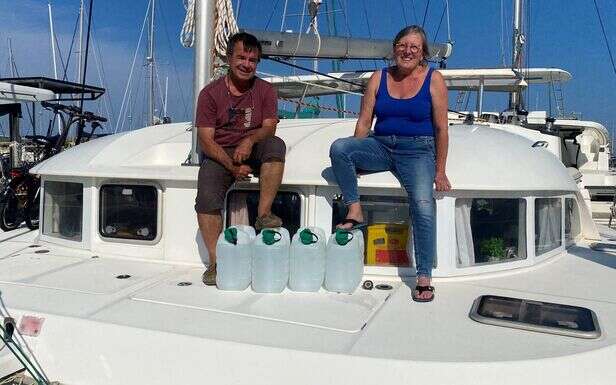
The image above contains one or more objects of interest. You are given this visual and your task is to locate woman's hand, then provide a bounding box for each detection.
[434,171,451,191]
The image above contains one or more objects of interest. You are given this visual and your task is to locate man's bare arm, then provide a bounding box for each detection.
[198,126,235,171]
[233,118,277,163]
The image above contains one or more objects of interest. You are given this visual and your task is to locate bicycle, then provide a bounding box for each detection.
[0,103,107,231]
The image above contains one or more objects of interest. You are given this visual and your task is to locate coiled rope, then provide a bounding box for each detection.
[180,0,196,48]
[180,0,239,59]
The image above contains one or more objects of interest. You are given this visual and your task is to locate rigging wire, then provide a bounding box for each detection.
[91,35,113,130]
[410,0,419,24]
[432,2,446,43]
[61,10,81,81]
[525,0,531,109]
[280,0,289,31]
[158,3,190,120]
[336,0,363,70]
[291,0,307,57]
[361,0,379,69]
[235,0,242,20]
[78,0,94,112]
[421,0,431,28]
[264,0,281,30]
[593,0,616,78]
[257,70,363,96]
[399,0,408,25]
[445,0,451,42]
[500,0,506,67]
[266,57,366,90]
[116,0,151,133]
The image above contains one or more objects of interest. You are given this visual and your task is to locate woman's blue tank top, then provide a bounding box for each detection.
[373,67,435,137]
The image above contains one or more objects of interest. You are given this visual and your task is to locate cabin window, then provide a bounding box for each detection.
[226,190,301,236]
[42,181,83,241]
[332,195,415,267]
[565,198,581,245]
[99,185,158,241]
[535,198,562,255]
[455,198,527,267]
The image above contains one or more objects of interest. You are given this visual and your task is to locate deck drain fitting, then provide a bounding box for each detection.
[375,284,393,290]
[362,280,374,290]
[28,245,41,248]
[91,255,99,259]
[34,250,49,254]
[116,274,131,279]
[177,282,193,286]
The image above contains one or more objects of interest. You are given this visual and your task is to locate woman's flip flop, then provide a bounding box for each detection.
[412,285,435,302]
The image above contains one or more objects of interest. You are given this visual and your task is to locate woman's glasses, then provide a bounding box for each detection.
[394,43,421,54]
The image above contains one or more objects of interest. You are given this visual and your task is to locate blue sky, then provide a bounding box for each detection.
[1,0,616,136]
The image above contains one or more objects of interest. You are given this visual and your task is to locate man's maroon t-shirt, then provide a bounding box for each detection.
[195,76,278,147]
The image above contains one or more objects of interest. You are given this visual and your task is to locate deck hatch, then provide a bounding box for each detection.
[469,295,600,339]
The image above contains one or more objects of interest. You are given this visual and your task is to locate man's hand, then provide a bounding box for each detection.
[435,171,451,192]
[233,164,253,181]
[233,137,254,163]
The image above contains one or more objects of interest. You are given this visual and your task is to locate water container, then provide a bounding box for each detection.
[289,227,327,292]
[324,229,365,293]
[252,227,290,293]
[215,225,255,290]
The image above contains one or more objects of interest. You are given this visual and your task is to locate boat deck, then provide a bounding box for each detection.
[1,228,616,384]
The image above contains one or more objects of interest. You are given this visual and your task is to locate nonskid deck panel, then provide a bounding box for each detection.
[131,269,394,333]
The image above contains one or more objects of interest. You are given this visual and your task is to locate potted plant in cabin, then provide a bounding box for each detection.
[479,237,507,262]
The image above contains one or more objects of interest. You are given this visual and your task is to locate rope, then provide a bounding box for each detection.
[180,0,196,47]
[279,96,358,116]
[214,0,239,57]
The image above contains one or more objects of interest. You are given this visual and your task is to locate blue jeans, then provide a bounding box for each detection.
[329,135,436,277]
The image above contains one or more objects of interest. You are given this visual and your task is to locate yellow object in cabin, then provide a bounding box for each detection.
[366,223,410,266]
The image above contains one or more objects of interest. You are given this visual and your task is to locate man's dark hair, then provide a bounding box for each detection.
[226,32,262,59]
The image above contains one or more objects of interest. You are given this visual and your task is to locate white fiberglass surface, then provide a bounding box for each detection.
[0,252,174,294]
[132,269,394,333]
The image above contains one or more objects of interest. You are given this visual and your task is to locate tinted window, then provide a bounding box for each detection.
[99,185,158,241]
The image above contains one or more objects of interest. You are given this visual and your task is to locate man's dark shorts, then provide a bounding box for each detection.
[195,136,286,213]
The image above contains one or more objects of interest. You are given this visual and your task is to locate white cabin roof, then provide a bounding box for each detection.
[31,120,577,192]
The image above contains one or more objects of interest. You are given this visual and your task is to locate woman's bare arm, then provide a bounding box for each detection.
[354,70,381,138]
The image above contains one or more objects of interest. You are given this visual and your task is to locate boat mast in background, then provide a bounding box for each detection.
[147,0,156,126]
[509,0,525,112]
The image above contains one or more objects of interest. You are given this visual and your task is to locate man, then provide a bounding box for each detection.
[194,32,285,285]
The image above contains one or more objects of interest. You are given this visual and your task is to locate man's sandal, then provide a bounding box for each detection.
[412,285,435,303]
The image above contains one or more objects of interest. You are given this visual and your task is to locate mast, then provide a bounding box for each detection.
[48,3,59,81]
[48,2,63,134]
[508,0,525,111]
[189,0,216,165]
[163,76,169,119]
[147,0,155,126]
[78,0,84,83]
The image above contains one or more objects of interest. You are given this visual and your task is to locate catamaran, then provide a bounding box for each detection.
[1,1,615,384]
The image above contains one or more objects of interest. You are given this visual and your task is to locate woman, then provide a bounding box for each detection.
[329,25,451,302]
